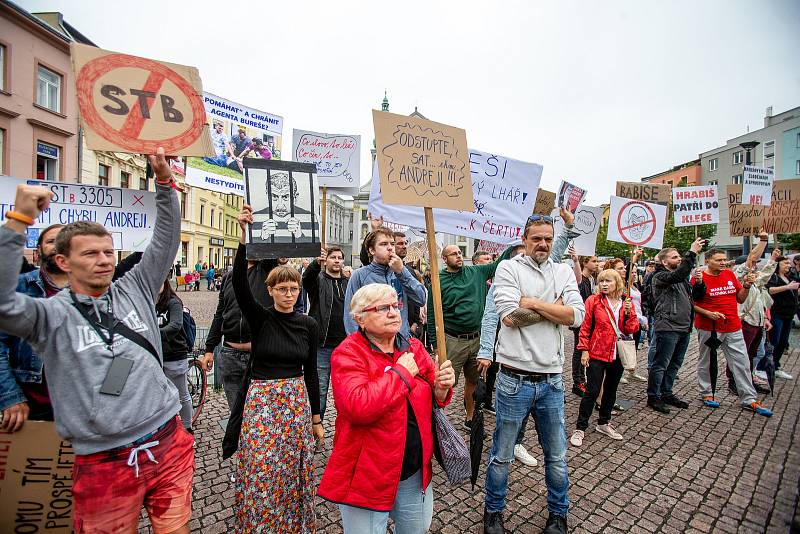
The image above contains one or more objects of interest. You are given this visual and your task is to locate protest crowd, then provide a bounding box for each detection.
[0,32,798,534]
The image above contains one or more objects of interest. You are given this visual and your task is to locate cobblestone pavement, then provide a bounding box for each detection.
[141,291,800,533]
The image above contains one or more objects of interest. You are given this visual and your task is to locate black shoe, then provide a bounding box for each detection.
[647,397,671,414]
[484,510,508,534]
[543,514,567,534]
[484,404,496,415]
[754,383,771,394]
[463,419,473,431]
[662,395,689,409]
[728,383,739,396]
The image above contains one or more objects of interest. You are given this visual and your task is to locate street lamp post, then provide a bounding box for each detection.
[739,140,760,255]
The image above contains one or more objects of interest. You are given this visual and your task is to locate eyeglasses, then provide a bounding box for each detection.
[527,215,553,224]
[362,302,404,314]
[272,286,300,296]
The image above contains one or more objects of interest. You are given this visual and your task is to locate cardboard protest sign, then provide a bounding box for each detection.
[372,110,473,210]
[607,195,667,249]
[727,180,800,236]
[0,422,74,533]
[185,92,284,196]
[0,178,157,250]
[368,149,543,244]
[292,129,360,192]
[551,204,603,256]
[244,159,320,259]
[616,181,671,206]
[742,166,775,206]
[532,189,556,215]
[71,43,213,156]
[672,185,719,227]
[557,181,587,212]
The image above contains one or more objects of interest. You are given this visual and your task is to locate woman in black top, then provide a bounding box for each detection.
[226,203,322,533]
[156,278,192,430]
[766,256,799,379]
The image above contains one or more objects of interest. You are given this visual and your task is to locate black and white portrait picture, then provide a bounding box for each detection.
[244,159,320,259]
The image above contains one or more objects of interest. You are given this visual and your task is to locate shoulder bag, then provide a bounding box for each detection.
[601,298,637,370]
[429,385,471,486]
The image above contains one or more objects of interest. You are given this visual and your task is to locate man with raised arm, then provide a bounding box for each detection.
[0,149,194,534]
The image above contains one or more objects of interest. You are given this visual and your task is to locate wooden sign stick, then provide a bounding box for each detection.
[424,207,447,365]
[321,186,327,247]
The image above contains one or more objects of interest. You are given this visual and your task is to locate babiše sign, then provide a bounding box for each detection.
[742,165,775,206]
[372,110,473,210]
[672,185,719,227]
[292,129,360,192]
[71,43,214,156]
[616,181,671,206]
[0,177,157,251]
[607,195,667,249]
[368,149,543,244]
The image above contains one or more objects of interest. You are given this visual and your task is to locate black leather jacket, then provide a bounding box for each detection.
[302,260,348,345]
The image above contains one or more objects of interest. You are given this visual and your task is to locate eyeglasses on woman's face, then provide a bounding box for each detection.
[272,285,300,296]
[362,301,404,314]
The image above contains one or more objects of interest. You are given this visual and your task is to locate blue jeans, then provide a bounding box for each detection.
[769,316,792,370]
[485,371,569,516]
[647,331,690,399]
[317,346,334,420]
[339,469,433,533]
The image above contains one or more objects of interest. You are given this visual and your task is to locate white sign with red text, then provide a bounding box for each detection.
[742,165,774,206]
[672,185,719,227]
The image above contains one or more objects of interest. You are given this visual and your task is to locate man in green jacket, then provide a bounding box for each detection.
[428,209,577,428]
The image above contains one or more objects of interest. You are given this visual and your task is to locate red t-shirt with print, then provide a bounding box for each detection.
[692,269,742,332]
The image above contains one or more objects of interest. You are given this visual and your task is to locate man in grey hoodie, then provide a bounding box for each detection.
[0,149,193,534]
[343,227,426,338]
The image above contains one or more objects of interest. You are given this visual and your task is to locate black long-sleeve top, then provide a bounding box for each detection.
[232,243,320,415]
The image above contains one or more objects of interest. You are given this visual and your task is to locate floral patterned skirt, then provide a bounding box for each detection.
[235,377,316,533]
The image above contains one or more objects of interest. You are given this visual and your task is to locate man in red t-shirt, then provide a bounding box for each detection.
[692,249,773,417]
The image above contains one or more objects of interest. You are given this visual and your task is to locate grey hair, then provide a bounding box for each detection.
[350,283,398,320]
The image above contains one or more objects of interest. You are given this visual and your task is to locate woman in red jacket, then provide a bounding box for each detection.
[570,269,639,447]
[318,283,455,533]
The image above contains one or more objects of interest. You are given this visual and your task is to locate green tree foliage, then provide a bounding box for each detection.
[778,233,800,253]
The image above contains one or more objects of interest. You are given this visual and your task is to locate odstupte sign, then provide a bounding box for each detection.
[607,195,667,249]
[373,110,473,210]
[0,177,157,251]
[71,43,214,156]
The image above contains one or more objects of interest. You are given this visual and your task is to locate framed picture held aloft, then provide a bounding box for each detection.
[244,159,321,259]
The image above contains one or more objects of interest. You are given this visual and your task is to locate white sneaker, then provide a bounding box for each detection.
[775,370,794,380]
[754,370,768,380]
[570,430,585,447]
[629,371,647,382]
[619,375,629,384]
[514,444,538,466]
[596,423,623,440]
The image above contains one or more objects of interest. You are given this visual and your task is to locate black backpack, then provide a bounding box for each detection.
[182,306,197,352]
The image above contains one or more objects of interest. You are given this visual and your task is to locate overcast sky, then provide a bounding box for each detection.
[20,0,800,205]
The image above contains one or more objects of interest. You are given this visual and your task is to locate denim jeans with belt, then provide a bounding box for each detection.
[485,370,569,517]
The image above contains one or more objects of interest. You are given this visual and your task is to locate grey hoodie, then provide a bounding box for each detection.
[0,184,181,454]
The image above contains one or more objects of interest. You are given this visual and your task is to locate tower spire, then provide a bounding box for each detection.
[381,90,389,112]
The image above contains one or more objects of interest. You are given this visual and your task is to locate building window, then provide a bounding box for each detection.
[796,160,800,176]
[197,247,204,264]
[120,171,130,189]
[764,140,775,159]
[210,209,214,228]
[733,151,743,165]
[139,175,149,191]
[708,180,718,186]
[0,44,6,91]
[181,242,188,266]
[36,65,61,113]
[0,128,5,174]
[35,141,59,180]
[796,132,800,148]
[98,164,109,186]
[180,191,187,218]
[219,210,223,229]
[732,174,743,185]
[200,203,206,225]
[709,158,718,171]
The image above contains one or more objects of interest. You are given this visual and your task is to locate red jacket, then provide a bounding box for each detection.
[317,331,452,511]
[577,294,639,362]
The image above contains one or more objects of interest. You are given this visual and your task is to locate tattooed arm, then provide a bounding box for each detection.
[502,307,545,327]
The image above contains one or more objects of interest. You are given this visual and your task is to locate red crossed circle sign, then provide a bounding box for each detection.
[76,54,206,154]
[616,200,656,246]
